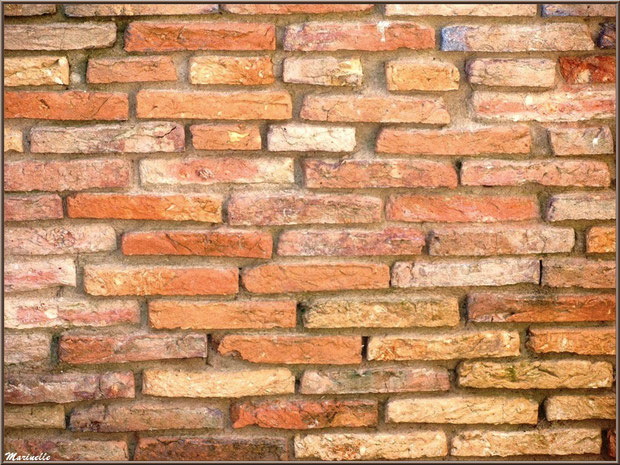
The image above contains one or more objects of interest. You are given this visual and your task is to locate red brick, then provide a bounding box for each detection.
[560,56,615,84]
[5,195,63,222]
[599,23,616,49]
[5,225,117,256]
[543,258,615,288]
[5,258,76,293]
[5,332,51,368]
[542,4,616,17]
[122,230,272,258]
[87,56,177,83]
[386,59,459,91]
[4,438,128,461]
[5,23,116,50]
[466,58,556,88]
[528,327,615,355]
[191,124,261,150]
[189,56,274,85]
[587,226,616,253]
[268,123,356,152]
[548,126,614,155]
[5,4,56,15]
[223,4,373,14]
[386,4,537,16]
[5,91,128,120]
[125,22,275,52]
[67,193,222,222]
[65,4,218,16]
[547,192,616,221]
[609,430,616,458]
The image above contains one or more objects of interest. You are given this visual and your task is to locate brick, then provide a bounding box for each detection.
[65,4,218,16]
[468,293,615,323]
[5,258,76,293]
[149,300,296,330]
[300,94,449,124]
[5,225,117,255]
[5,332,51,368]
[442,23,594,51]
[560,56,615,84]
[587,226,615,253]
[528,327,615,355]
[458,360,613,389]
[122,230,272,258]
[5,56,70,86]
[304,159,457,188]
[268,123,356,152]
[4,297,141,329]
[386,59,459,91]
[470,88,615,122]
[192,124,261,150]
[87,56,177,83]
[610,430,617,458]
[377,125,530,155]
[223,4,374,14]
[5,23,116,50]
[142,368,295,398]
[546,394,615,421]
[543,4,616,16]
[386,4,537,16]
[5,91,128,120]
[284,21,434,51]
[189,56,274,85]
[228,192,382,225]
[295,431,447,460]
[300,366,450,394]
[467,58,556,88]
[5,371,134,404]
[67,194,222,222]
[283,57,362,86]
[430,225,574,256]
[599,23,616,49]
[59,332,207,364]
[393,258,540,288]
[278,227,425,256]
[548,126,614,155]
[4,127,23,152]
[232,399,378,429]
[136,90,291,119]
[242,263,390,293]
[70,399,224,432]
[5,195,63,222]
[543,258,615,288]
[84,265,238,296]
[218,335,362,364]
[387,395,538,425]
[5,4,56,15]
[452,428,602,457]
[4,438,128,461]
[5,405,65,429]
[134,436,288,461]
[125,22,275,52]
[547,192,616,221]
[368,331,520,361]
[140,157,293,186]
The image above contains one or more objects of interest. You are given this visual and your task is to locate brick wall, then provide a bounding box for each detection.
[3,2,617,461]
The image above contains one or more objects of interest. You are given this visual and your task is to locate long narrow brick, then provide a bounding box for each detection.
[5,258,76,293]
[467,58,556,88]
[66,4,219,16]
[542,4,616,16]
[560,56,615,84]
[587,226,615,253]
[5,23,117,50]
[5,332,51,368]
[189,56,274,85]
[283,57,363,86]
[386,59,459,91]
[547,192,616,221]
[223,4,374,14]
[5,195,63,222]
[4,438,128,461]
[528,327,615,355]
[5,405,65,429]
[5,56,70,86]
[542,258,615,289]
[191,124,261,150]
[545,395,616,420]
[88,56,177,83]
[5,4,56,15]
[548,126,614,155]
[268,123,356,152]
[5,225,117,255]
[386,4,537,16]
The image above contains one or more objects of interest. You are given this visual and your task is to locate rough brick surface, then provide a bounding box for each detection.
[87,56,177,83]
[548,126,614,155]
[587,226,616,253]
[190,56,274,85]
[191,124,261,151]
[545,395,615,420]
[283,57,362,86]
[5,56,70,86]
[467,58,556,87]
[5,195,63,222]
[528,327,615,355]
[5,23,116,50]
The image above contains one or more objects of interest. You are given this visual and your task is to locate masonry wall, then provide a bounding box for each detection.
[3,2,617,461]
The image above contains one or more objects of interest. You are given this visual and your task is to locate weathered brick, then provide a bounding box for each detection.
[468,293,615,323]
[5,195,63,222]
[122,230,272,258]
[548,126,614,155]
[5,371,135,404]
[5,405,65,429]
[136,90,292,119]
[547,192,616,221]
[543,4,616,16]
[452,428,602,457]
[284,21,434,51]
[242,263,390,293]
[599,23,616,49]
[5,91,128,120]
[4,127,23,152]
[59,332,207,364]
[5,56,70,86]
[304,159,457,188]
[386,4,537,16]
[70,399,224,432]
[610,430,617,458]
[560,56,615,84]
[295,431,447,460]
[543,258,615,289]
[191,124,261,150]
[4,437,128,461]
[467,58,556,88]
[5,258,76,293]
[228,192,382,225]
[232,399,378,429]
[442,23,594,51]
[528,327,615,355]
[83,265,238,296]
[5,332,51,368]
[458,360,613,389]
[140,157,293,186]
[223,4,373,14]
[5,23,116,50]
[546,395,615,420]
[5,4,56,15]
[149,300,296,330]
[142,368,295,398]
[387,395,538,425]
[587,226,615,253]
[87,56,177,83]
[189,56,274,85]
[268,123,356,152]
[283,57,362,86]
[5,225,117,256]
[65,4,219,16]
[300,94,449,123]
[67,193,222,222]
[393,258,539,288]
[300,366,450,394]
[377,125,530,155]
[386,59,459,91]
[278,227,425,256]
[125,22,275,52]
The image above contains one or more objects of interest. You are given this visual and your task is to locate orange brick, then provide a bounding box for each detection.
[191,124,261,150]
